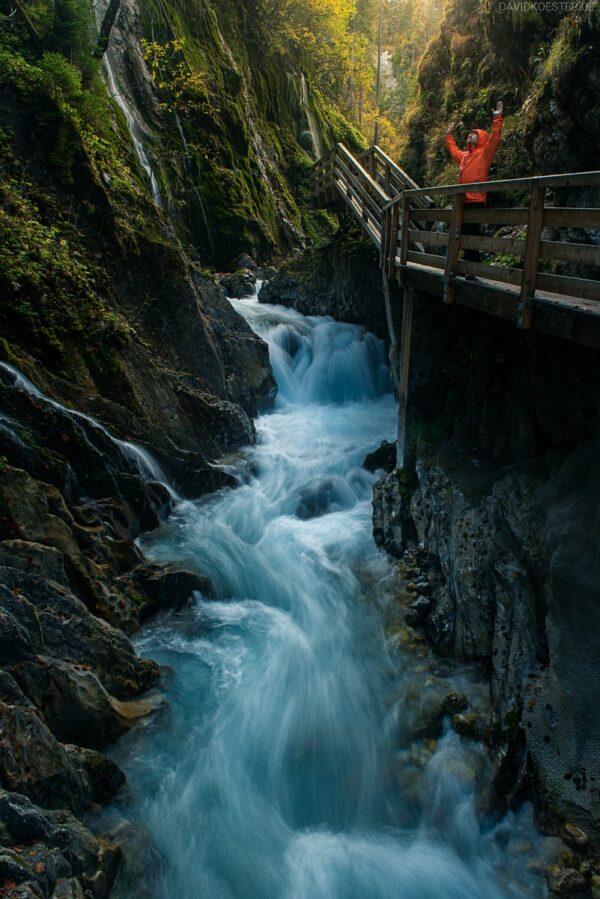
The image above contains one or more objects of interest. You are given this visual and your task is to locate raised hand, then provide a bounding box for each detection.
[492,100,504,117]
[446,121,455,135]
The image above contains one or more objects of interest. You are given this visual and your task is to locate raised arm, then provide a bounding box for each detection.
[444,123,463,164]
[484,101,504,164]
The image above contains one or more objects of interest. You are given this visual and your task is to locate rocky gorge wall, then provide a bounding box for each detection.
[0,0,291,891]
[372,294,600,892]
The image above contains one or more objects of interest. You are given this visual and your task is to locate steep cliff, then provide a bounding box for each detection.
[96,0,363,267]
[372,295,600,870]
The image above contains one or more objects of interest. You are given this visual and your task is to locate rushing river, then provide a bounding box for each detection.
[106,294,553,898]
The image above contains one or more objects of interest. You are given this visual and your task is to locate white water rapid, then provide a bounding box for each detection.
[102,294,552,898]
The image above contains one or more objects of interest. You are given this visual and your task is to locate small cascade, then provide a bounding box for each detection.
[0,360,179,501]
[103,55,164,208]
[92,0,163,207]
[300,74,325,159]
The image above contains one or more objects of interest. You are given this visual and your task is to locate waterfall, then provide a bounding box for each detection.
[105,287,553,898]
[300,74,325,160]
[0,361,178,501]
[92,1,163,207]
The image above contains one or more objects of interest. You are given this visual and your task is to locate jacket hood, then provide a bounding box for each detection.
[467,128,489,151]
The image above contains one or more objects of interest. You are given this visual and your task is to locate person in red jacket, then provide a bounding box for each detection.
[445,101,504,268]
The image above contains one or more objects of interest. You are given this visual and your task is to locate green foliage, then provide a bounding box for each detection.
[39,52,83,102]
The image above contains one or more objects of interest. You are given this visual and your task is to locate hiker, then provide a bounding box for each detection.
[445,101,504,270]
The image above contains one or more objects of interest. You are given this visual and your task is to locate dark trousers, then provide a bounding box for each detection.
[462,201,486,263]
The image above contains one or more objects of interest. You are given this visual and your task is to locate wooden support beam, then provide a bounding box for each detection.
[388,203,400,279]
[443,193,464,304]
[397,285,415,469]
[398,194,410,286]
[518,186,546,329]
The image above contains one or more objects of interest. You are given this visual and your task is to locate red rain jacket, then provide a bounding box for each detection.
[444,116,503,203]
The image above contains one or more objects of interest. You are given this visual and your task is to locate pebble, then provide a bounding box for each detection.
[560,822,590,851]
[546,864,588,895]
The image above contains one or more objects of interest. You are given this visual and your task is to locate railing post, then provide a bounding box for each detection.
[368,150,376,181]
[379,206,389,269]
[443,192,465,303]
[384,161,391,195]
[388,201,400,279]
[518,185,546,329]
[398,192,410,286]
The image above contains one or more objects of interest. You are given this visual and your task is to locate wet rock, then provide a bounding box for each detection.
[64,748,125,804]
[220,269,256,299]
[105,821,165,898]
[0,569,159,699]
[294,477,356,520]
[440,692,469,716]
[0,542,68,587]
[546,864,588,895]
[561,822,590,851]
[0,791,121,897]
[405,596,432,626]
[452,712,483,739]
[0,792,52,845]
[53,879,86,898]
[373,473,410,558]
[133,565,212,622]
[10,659,126,751]
[362,440,397,474]
[0,703,89,813]
[228,253,257,271]
[0,607,35,665]
[258,223,387,337]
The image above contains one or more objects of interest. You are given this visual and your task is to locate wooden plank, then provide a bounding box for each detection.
[409,207,530,225]
[544,208,600,229]
[332,178,381,241]
[335,157,387,216]
[407,229,448,248]
[443,193,464,303]
[518,186,546,329]
[409,208,452,222]
[457,259,523,285]
[333,176,381,234]
[536,271,600,302]
[370,146,432,207]
[408,250,444,269]
[397,285,415,469]
[337,143,390,205]
[539,240,600,266]
[334,158,385,220]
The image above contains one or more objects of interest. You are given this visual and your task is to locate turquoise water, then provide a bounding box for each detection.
[107,296,550,898]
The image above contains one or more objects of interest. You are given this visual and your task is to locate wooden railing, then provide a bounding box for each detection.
[312,144,600,330]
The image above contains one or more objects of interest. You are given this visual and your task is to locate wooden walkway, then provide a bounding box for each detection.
[311,144,600,349]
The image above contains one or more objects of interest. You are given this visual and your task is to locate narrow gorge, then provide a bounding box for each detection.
[0,0,599,896]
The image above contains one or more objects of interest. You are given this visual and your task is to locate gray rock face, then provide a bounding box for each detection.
[372,292,600,844]
[259,222,387,337]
